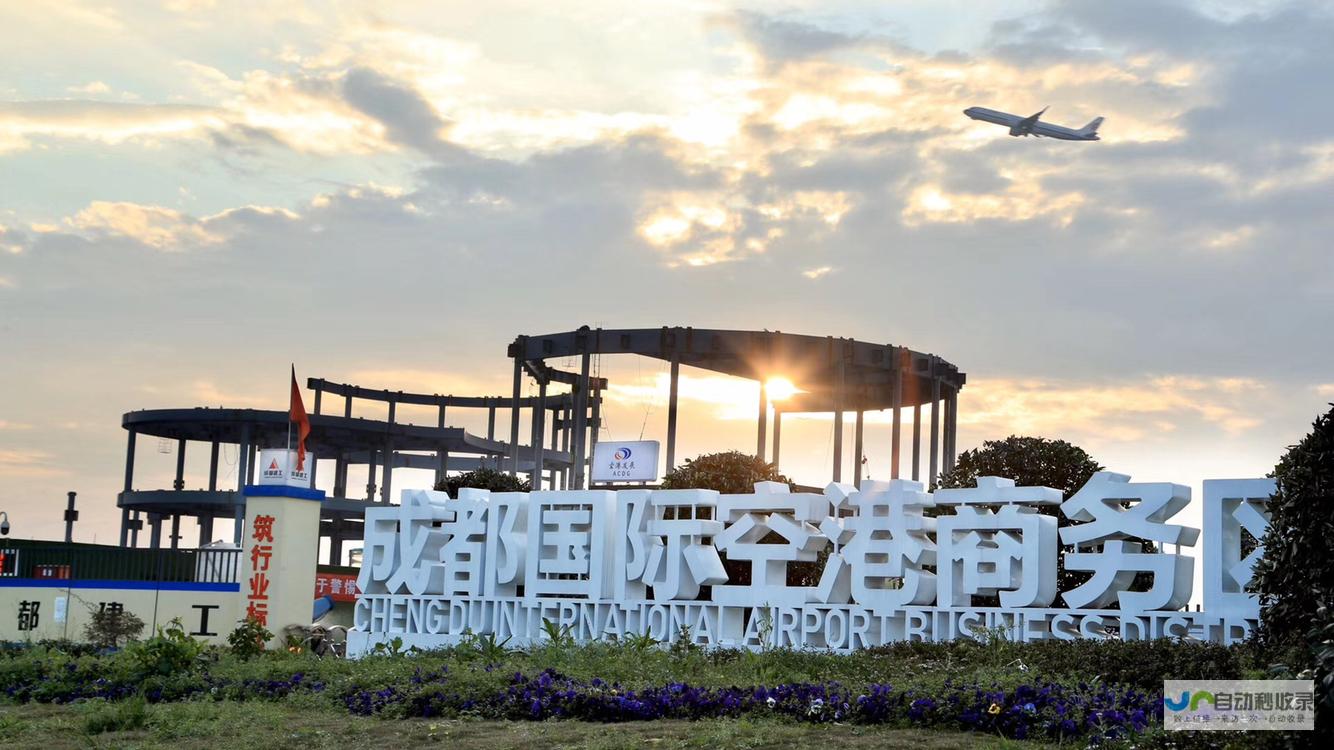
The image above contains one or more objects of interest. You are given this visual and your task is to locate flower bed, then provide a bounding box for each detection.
[0,636,1266,745]
[345,668,1157,743]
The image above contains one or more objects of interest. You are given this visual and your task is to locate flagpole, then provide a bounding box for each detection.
[287,366,294,471]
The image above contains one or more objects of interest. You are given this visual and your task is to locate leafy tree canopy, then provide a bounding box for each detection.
[434,467,531,498]
[937,435,1104,497]
[660,451,792,494]
[1253,404,1334,657]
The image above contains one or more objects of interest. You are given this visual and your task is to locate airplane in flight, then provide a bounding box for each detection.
[963,106,1103,141]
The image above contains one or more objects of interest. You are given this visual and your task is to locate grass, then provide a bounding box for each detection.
[0,700,1036,750]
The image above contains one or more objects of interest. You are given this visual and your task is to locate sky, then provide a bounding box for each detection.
[1,0,1332,548]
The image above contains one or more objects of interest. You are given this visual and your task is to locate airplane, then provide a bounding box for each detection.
[963,106,1103,141]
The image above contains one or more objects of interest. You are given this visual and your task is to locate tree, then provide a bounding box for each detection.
[937,435,1104,497]
[433,467,531,498]
[1252,404,1334,658]
[660,451,793,494]
[83,605,144,649]
[937,435,1112,600]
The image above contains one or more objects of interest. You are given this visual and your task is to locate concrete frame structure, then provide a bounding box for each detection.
[116,376,600,562]
[115,326,962,562]
[509,326,965,489]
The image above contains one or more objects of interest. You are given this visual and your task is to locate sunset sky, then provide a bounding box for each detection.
[2,0,1332,545]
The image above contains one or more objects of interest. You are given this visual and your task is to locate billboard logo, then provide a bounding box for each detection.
[614,447,632,461]
[1165,691,1214,711]
[1164,680,1314,731]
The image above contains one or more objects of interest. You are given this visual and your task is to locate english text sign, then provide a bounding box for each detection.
[348,473,1273,656]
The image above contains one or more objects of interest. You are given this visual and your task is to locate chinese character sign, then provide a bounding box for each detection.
[351,473,1275,654]
[246,514,276,625]
[17,601,39,631]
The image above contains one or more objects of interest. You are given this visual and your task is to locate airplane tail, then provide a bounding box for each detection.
[1079,116,1105,136]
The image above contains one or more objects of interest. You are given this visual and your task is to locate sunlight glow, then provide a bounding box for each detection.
[765,377,799,401]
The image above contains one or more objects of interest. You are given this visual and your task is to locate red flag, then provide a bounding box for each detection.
[289,365,311,472]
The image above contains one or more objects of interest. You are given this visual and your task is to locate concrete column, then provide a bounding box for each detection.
[380,441,393,503]
[198,515,214,547]
[509,358,523,476]
[946,388,959,472]
[891,372,903,480]
[233,424,250,545]
[334,395,352,496]
[560,405,571,489]
[533,381,547,489]
[309,389,321,487]
[666,354,680,471]
[853,409,864,488]
[365,448,377,501]
[929,377,941,487]
[334,456,348,498]
[572,349,591,489]
[756,380,768,460]
[487,404,496,441]
[772,409,783,469]
[208,441,220,492]
[941,388,951,473]
[548,403,559,491]
[169,514,181,550]
[149,513,163,550]
[912,403,922,482]
[832,357,845,483]
[120,428,137,547]
[588,388,601,477]
[173,438,187,491]
[330,528,343,567]
[381,402,395,503]
[436,405,449,487]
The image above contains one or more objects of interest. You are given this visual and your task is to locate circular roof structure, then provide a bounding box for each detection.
[508,326,965,412]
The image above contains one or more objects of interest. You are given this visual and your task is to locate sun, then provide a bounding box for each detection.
[765,376,799,401]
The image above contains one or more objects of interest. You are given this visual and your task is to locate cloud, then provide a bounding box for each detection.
[66,202,223,250]
[66,81,111,95]
[0,100,223,146]
[340,66,469,162]
[0,449,67,478]
[726,11,871,63]
[961,376,1269,442]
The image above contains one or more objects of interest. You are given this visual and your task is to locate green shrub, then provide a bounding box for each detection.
[227,616,273,659]
[122,618,205,678]
[83,606,145,649]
